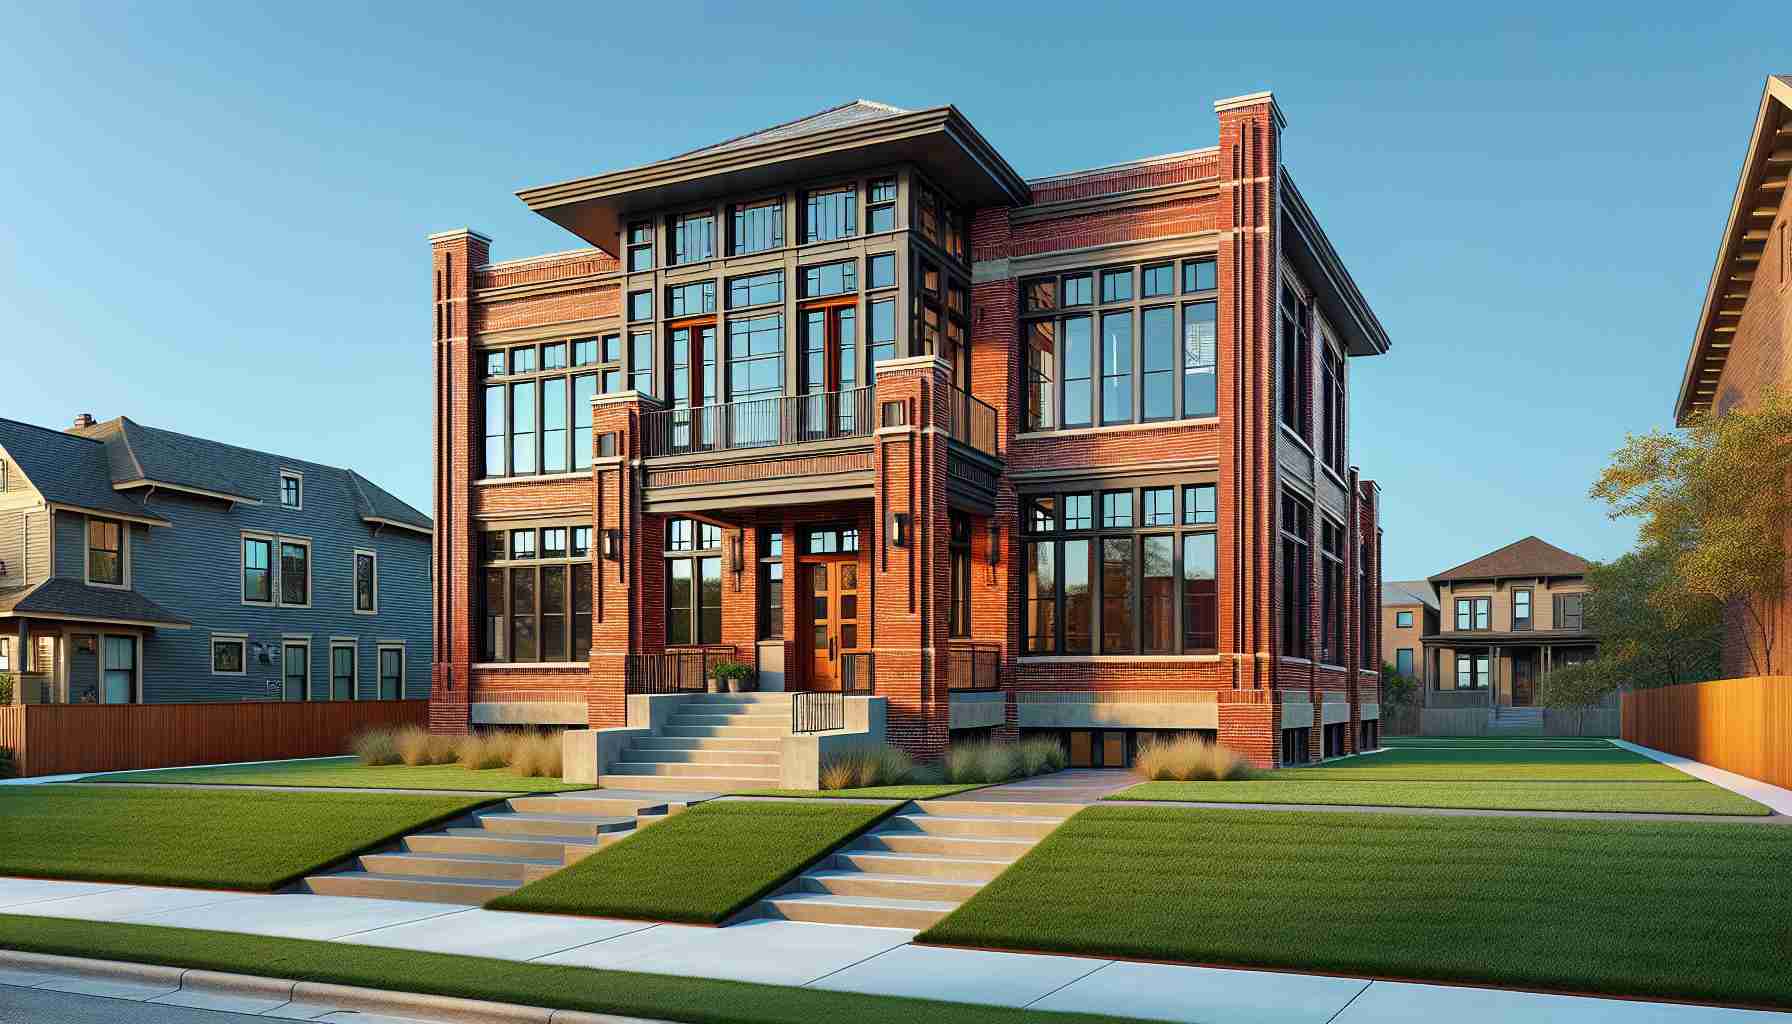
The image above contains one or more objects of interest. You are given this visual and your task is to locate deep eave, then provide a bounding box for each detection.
[517,106,1032,252]
[1676,75,1792,424]
[1281,171,1392,357]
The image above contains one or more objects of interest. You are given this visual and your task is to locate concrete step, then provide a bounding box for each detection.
[304,872,516,905]
[506,795,667,816]
[883,813,1064,840]
[834,850,1013,881]
[686,694,794,705]
[756,892,958,929]
[913,800,1079,819]
[630,735,784,752]
[622,747,781,766]
[477,813,638,838]
[608,761,780,780]
[667,713,790,727]
[856,832,1036,859]
[663,725,787,739]
[409,832,594,861]
[359,851,556,883]
[800,870,983,902]
[598,773,768,792]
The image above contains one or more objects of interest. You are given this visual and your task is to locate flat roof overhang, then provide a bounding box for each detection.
[517,106,1032,253]
[1281,171,1392,358]
[1677,75,1792,425]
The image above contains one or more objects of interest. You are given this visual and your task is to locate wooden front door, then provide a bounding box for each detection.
[1512,652,1536,707]
[801,556,862,691]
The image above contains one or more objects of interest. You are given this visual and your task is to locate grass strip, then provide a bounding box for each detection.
[0,915,1150,1024]
[0,785,489,890]
[922,805,1792,1009]
[488,800,892,923]
[82,756,587,793]
[1383,736,1616,748]
[731,784,986,800]
[1276,745,1686,782]
[1108,779,1769,814]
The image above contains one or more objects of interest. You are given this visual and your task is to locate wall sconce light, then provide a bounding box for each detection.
[987,519,1000,567]
[602,528,621,561]
[889,512,911,549]
[728,532,744,574]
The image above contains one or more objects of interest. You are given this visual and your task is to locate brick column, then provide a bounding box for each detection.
[428,228,490,735]
[1214,92,1285,759]
[586,390,661,727]
[873,355,955,762]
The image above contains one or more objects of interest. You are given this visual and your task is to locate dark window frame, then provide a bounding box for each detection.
[1513,588,1533,631]
[1279,491,1313,660]
[478,520,594,664]
[480,339,611,478]
[671,209,718,265]
[665,517,724,646]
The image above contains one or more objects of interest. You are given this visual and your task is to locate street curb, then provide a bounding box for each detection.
[0,950,667,1023]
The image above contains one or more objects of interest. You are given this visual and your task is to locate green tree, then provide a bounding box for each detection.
[1590,391,1792,676]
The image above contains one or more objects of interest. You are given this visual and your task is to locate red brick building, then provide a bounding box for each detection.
[429,91,1392,773]
[1675,75,1792,678]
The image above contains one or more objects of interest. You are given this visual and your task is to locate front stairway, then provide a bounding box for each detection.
[1488,705,1545,735]
[601,692,793,792]
[749,799,1078,929]
[304,793,685,904]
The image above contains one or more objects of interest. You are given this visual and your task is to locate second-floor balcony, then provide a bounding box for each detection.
[642,387,874,459]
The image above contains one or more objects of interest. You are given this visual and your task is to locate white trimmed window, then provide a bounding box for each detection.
[279,470,303,509]
[85,516,127,588]
[330,641,357,700]
[377,643,405,700]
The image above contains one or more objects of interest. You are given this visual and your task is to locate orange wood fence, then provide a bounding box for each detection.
[0,701,428,778]
[1622,677,1792,790]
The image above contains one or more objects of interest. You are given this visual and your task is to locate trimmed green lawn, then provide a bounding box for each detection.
[922,805,1792,1009]
[1113,779,1768,814]
[1383,736,1616,749]
[82,755,587,793]
[732,784,986,800]
[0,785,490,889]
[0,915,1151,1024]
[1284,745,1685,782]
[489,800,892,923]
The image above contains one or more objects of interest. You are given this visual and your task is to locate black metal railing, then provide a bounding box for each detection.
[791,691,845,734]
[947,642,1001,691]
[641,387,874,458]
[624,646,736,694]
[946,386,997,457]
[840,652,875,695]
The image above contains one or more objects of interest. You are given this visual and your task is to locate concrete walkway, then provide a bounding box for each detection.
[1615,740,1792,816]
[941,768,1136,804]
[0,876,1783,1022]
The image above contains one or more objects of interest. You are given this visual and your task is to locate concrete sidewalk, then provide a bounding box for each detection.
[0,876,1784,1023]
[1615,740,1792,816]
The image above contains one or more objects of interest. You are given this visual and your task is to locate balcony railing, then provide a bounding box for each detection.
[641,387,873,458]
[947,642,1001,691]
[624,645,737,695]
[946,386,997,457]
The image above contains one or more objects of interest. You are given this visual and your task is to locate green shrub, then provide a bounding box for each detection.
[710,660,755,683]
[0,747,15,780]
[0,672,13,706]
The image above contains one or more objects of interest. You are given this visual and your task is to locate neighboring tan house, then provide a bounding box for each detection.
[1381,579,1438,682]
[1419,536,1598,728]
[1674,74,1792,677]
[428,90,1395,776]
[0,414,433,704]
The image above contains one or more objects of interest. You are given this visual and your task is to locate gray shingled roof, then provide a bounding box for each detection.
[1382,579,1438,610]
[1430,536,1590,583]
[72,418,431,531]
[0,418,167,523]
[0,578,190,627]
[671,100,910,160]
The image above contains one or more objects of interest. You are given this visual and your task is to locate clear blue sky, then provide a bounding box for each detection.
[0,3,1781,578]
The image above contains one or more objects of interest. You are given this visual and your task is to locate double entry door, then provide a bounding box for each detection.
[800,554,863,691]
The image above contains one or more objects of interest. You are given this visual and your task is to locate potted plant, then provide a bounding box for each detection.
[711,660,756,694]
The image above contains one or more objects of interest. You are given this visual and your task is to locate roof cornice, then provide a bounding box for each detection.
[363,515,434,537]
[45,501,170,528]
[1677,75,1792,424]
[1280,171,1392,357]
[113,479,262,506]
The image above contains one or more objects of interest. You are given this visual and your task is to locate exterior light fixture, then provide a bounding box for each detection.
[602,528,621,561]
[889,512,911,549]
[729,532,744,572]
[987,518,1000,567]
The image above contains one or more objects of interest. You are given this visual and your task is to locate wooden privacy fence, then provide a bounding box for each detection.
[1623,677,1792,790]
[0,700,428,778]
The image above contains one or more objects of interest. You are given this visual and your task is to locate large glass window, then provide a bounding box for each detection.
[867,178,897,232]
[868,252,896,289]
[1320,519,1345,665]
[1024,259,1218,430]
[1280,491,1312,659]
[732,198,783,255]
[804,186,856,243]
[482,385,505,475]
[868,299,896,366]
[243,537,272,603]
[802,260,856,297]
[631,331,654,396]
[541,377,567,473]
[627,221,653,271]
[479,522,592,663]
[668,280,716,317]
[1456,597,1491,631]
[573,373,596,470]
[481,340,617,478]
[1280,287,1310,437]
[672,210,716,264]
[87,518,122,585]
[759,530,784,640]
[510,381,536,474]
[665,517,723,645]
[280,540,310,606]
[1023,484,1218,656]
[728,270,783,309]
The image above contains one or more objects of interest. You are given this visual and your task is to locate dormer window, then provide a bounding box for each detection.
[280,470,302,509]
